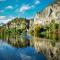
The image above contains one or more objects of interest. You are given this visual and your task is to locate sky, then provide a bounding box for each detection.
[0,0,55,24]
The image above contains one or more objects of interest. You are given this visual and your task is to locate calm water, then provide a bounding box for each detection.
[0,32,60,60]
[0,35,47,60]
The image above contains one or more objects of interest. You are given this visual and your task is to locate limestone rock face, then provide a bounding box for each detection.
[34,2,60,26]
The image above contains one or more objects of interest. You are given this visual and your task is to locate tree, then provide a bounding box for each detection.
[34,24,41,36]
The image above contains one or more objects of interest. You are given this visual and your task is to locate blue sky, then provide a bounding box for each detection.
[0,0,54,23]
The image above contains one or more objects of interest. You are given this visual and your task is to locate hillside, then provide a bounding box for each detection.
[34,1,60,26]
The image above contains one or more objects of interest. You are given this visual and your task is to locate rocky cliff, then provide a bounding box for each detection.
[33,1,60,60]
[34,1,60,26]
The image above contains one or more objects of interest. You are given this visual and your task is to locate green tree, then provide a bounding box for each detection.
[34,24,41,37]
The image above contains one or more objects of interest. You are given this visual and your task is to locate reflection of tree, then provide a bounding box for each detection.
[7,22,11,42]
[3,25,5,40]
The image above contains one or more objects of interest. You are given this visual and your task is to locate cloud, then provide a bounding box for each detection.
[35,0,40,4]
[9,16,15,19]
[19,5,32,13]
[0,16,15,23]
[0,16,6,20]
[16,0,41,13]
[18,4,35,13]
[4,16,15,23]
[5,6,13,9]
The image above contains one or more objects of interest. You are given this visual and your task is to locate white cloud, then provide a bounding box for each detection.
[5,6,13,9]
[0,16,15,23]
[18,4,35,13]
[19,5,31,12]
[35,0,40,4]
[0,16,6,20]
[9,16,15,19]
[4,16,15,23]
[16,0,41,13]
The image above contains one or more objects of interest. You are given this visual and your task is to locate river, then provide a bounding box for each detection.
[0,35,47,60]
[0,33,60,60]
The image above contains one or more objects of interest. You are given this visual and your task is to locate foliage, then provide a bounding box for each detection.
[30,29,34,36]
[0,18,27,35]
[34,24,41,36]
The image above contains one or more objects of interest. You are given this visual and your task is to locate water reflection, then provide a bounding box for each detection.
[0,40,47,60]
[30,35,60,60]
[0,33,60,60]
[0,34,31,48]
[40,33,60,46]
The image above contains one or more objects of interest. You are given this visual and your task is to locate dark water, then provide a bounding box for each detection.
[0,36,47,60]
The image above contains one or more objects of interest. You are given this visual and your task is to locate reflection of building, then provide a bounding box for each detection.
[34,3,60,26]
